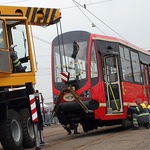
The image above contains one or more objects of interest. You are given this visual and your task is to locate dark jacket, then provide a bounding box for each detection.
[130,103,150,123]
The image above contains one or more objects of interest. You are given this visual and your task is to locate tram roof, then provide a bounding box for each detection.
[92,33,150,55]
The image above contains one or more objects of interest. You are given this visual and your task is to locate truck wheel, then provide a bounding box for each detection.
[19,108,35,148]
[0,109,23,150]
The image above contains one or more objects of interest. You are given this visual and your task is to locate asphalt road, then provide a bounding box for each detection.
[1,124,150,150]
[31,124,150,150]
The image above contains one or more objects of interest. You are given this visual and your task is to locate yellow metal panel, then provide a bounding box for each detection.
[0,72,36,87]
[0,6,61,25]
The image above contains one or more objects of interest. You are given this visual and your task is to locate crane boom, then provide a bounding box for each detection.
[0,5,61,25]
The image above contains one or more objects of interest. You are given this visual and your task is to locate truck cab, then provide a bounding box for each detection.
[0,16,35,87]
[0,6,61,88]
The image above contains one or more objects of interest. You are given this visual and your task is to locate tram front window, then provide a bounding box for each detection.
[53,41,87,82]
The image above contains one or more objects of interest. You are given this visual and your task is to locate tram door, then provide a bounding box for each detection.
[103,55,123,114]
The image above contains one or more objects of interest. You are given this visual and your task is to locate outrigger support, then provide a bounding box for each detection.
[53,85,93,116]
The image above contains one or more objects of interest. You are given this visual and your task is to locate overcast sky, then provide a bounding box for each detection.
[1,0,150,103]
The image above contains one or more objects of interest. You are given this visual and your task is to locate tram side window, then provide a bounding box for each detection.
[119,46,133,82]
[141,64,148,85]
[130,51,143,83]
[90,41,98,78]
[149,66,150,84]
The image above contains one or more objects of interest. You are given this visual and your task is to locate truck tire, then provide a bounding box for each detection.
[19,108,35,148]
[0,109,23,150]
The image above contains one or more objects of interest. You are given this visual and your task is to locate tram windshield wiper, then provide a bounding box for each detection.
[71,41,79,59]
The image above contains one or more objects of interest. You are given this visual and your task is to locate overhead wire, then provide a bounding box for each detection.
[73,0,129,42]
[32,34,50,45]
[86,0,113,6]
[61,0,113,10]
[89,0,92,3]
[72,1,106,35]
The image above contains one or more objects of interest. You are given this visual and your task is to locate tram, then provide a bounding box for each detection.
[51,30,150,132]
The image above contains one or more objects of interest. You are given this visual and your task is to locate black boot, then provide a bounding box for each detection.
[74,124,80,134]
[64,126,72,135]
[145,123,149,129]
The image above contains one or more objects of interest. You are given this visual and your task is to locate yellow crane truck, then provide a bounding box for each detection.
[0,5,61,150]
